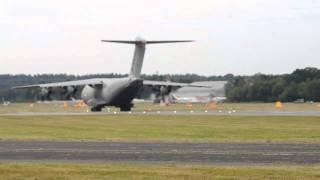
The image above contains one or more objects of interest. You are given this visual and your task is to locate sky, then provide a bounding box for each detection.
[1,0,320,76]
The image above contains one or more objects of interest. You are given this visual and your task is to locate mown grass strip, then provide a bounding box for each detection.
[0,163,319,180]
[0,115,319,142]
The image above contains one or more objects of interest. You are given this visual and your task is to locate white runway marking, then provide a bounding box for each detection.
[1,110,320,116]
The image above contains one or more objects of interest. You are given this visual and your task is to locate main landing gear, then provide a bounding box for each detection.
[91,106,103,112]
[91,104,133,112]
[119,104,133,112]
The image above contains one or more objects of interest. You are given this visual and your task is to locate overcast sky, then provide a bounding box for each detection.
[1,0,320,75]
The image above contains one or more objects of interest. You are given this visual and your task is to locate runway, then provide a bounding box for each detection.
[1,141,319,165]
[2,110,320,116]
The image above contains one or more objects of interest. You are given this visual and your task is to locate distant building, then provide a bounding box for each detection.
[170,81,227,103]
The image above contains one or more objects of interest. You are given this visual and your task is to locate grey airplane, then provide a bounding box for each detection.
[14,37,208,112]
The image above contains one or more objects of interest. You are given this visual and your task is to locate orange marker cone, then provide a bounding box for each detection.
[275,101,283,109]
[63,102,69,108]
[209,102,217,110]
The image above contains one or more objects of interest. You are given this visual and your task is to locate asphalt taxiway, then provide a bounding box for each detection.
[0,141,319,165]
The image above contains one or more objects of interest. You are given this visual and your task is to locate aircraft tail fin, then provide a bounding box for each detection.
[101,37,193,78]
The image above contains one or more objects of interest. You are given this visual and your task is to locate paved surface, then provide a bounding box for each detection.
[0,141,319,165]
[1,110,320,116]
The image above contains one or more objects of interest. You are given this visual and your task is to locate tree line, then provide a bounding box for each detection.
[225,67,320,102]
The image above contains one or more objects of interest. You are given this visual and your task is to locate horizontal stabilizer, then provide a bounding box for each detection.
[146,40,194,44]
[101,40,139,44]
[101,38,194,45]
[101,37,194,78]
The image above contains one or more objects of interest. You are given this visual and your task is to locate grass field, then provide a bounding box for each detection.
[1,102,320,114]
[1,104,319,179]
[0,163,319,180]
[0,115,319,142]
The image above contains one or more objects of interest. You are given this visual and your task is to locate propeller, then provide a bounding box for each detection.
[153,85,173,104]
[151,75,174,104]
[61,86,77,100]
[39,87,53,101]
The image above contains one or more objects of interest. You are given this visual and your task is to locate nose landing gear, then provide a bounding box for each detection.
[119,104,133,112]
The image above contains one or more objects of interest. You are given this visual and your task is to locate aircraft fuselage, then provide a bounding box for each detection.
[81,77,142,111]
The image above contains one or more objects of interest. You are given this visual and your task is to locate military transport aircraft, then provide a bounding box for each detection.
[14,37,209,112]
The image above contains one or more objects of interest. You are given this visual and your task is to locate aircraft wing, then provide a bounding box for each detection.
[13,78,104,89]
[13,78,213,89]
[143,80,212,88]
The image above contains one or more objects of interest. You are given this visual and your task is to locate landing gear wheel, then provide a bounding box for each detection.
[91,106,102,112]
[119,103,133,112]
[120,106,131,112]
